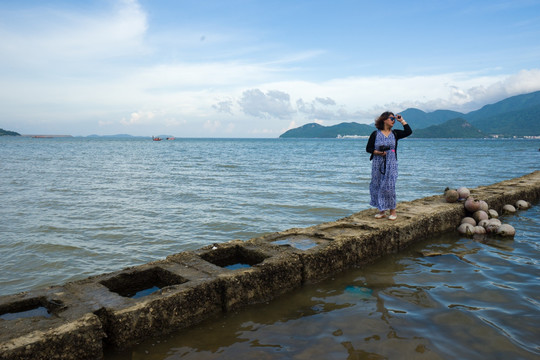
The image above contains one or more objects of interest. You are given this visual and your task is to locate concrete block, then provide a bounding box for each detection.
[187,240,303,311]
[64,260,222,350]
[0,287,104,360]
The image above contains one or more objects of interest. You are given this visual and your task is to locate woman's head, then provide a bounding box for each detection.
[375,111,394,130]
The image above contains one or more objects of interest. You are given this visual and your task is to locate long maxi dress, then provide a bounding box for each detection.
[369,130,398,211]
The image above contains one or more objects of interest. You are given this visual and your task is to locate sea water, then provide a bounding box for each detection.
[1,137,539,358]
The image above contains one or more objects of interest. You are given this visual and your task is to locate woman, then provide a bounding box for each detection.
[366,111,412,220]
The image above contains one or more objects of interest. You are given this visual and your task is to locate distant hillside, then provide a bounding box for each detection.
[466,90,540,122]
[400,108,464,129]
[0,128,20,136]
[280,90,540,138]
[402,90,540,136]
[411,118,485,138]
[280,122,374,138]
[469,103,540,137]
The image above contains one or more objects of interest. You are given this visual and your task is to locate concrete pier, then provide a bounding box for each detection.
[1,171,539,359]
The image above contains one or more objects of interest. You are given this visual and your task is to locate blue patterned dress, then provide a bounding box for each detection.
[369,130,398,211]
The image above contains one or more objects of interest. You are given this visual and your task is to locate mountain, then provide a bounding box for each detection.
[466,90,540,122]
[279,90,540,138]
[410,118,485,138]
[280,122,374,138]
[468,103,540,136]
[0,128,21,136]
[400,108,465,129]
[402,90,540,135]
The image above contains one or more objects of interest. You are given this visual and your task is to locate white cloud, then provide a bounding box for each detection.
[204,119,221,132]
[315,97,336,106]
[238,89,295,119]
[120,110,155,126]
[98,120,114,127]
[164,118,187,127]
[259,69,540,119]
[2,61,540,136]
[296,98,339,120]
[471,68,540,103]
[250,127,277,135]
[212,100,234,114]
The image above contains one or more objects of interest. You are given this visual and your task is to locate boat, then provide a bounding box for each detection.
[166,137,175,140]
[152,136,162,141]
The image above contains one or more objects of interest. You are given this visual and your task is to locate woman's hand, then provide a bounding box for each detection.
[396,114,407,125]
[375,150,386,156]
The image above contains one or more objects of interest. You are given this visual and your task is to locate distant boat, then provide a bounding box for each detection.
[166,137,175,140]
[152,136,162,141]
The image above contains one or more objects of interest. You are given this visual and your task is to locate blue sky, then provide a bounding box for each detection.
[1,0,540,137]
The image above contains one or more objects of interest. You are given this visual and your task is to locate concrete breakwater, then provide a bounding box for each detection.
[1,171,539,360]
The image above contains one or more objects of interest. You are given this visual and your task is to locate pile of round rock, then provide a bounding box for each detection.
[444,186,531,238]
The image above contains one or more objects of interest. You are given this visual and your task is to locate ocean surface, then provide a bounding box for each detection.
[1,136,539,358]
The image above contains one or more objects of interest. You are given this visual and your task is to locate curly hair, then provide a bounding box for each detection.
[374,111,394,130]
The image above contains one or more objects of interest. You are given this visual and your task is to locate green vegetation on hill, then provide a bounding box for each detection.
[469,104,540,136]
[0,128,20,136]
[466,91,540,122]
[400,108,464,129]
[280,122,374,138]
[410,118,484,138]
[404,90,540,136]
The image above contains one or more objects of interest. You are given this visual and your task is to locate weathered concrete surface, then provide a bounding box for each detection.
[64,260,224,350]
[0,286,105,360]
[169,241,304,313]
[1,170,539,359]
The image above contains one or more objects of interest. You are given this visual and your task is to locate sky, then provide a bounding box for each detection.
[1,0,540,137]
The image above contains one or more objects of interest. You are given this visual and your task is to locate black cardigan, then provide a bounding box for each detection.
[366,124,412,160]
